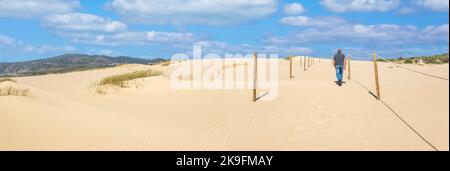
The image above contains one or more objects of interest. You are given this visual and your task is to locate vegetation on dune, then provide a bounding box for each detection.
[148,59,172,66]
[0,78,29,96]
[378,53,449,65]
[98,69,162,88]
[90,69,162,95]
[159,61,171,66]
[0,78,16,83]
[0,85,29,96]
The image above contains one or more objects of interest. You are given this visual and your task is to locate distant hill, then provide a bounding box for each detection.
[0,54,166,76]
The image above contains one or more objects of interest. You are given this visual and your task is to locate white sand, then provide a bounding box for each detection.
[0,59,448,151]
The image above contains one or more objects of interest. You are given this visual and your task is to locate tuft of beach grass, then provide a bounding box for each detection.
[90,69,162,95]
[0,78,17,83]
[0,85,29,96]
[160,61,171,66]
[98,69,162,88]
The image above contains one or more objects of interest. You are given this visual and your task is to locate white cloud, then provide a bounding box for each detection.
[106,0,278,25]
[275,13,449,57]
[191,41,313,56]
[40,12,195,46]
[321,0,401,13]
[0,35,16,46]
[273,46,313,55]
[336,45,449,59]
[283,3,306,15]
[0,35,76,59]
[267,22,449,45]
[0,0,79,18]
[415,0,449,12]
[42,13,128,33]
[320,0,448,14]
[59,31,195,45]
[279,16,348,27]
[275,14,449,45]
[94,49,122,56]
[421,24,449,42]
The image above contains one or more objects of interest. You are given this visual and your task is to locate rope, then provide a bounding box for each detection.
[379,99,439,151]
[346,73,439,151]
[376,55,449,81]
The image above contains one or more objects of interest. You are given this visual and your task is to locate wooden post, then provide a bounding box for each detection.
[299,56,302,74]
[299,56,302,67]
[304,56,307,71]
[308,57,310,67]
[373,53,380,100]
[253,52,257,102]
[307,56,310,68]
[289,56,293,79]
[347,55,351,80]
[233,62,236,82]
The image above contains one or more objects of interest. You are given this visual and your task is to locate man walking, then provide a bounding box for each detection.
[333,49,346,86]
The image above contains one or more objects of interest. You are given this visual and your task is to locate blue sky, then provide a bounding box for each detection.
[0,0,448,62]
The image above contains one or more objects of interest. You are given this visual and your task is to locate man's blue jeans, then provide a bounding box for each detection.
[336,65,343,82]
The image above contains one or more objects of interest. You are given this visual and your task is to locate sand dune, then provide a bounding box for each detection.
[0,59,448,151]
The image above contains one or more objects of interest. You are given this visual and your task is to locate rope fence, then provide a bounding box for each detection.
[376,55,449,81]
[345,52,442,151]
[246,52,444,150]
[287,56,319,80]
[247,52,442,150]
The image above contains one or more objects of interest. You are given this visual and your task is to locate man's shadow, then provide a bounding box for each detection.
[334,81,346,86]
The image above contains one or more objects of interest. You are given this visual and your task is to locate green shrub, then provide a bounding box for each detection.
[404,59,414,64]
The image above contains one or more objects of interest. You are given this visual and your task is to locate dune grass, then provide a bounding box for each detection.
[0,85,29,96]
[90,69,162,95]
[0,78,17,83]
[98,69,162,88]
[160,61,171,66]
[0,78,29,96]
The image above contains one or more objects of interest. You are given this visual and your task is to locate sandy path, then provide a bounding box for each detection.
[0,59,448,151]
